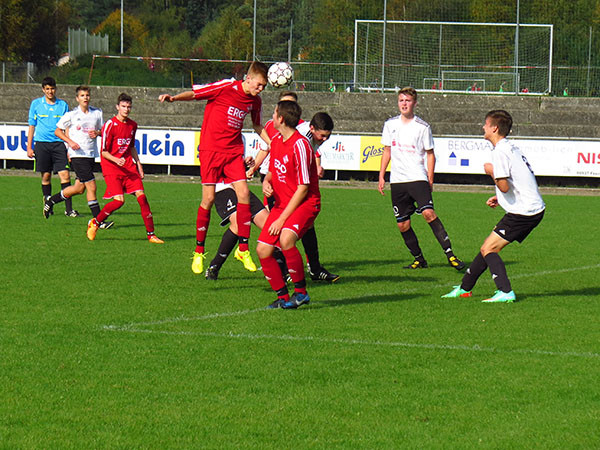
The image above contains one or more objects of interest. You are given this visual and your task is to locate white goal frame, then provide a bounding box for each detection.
[353,20,554,95]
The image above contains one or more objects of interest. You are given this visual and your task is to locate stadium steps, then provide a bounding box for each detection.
[2,83,600,138]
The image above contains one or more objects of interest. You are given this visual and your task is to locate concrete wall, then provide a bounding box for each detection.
[2,83,599,138]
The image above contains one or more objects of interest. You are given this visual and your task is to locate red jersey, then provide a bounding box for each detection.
[264,118,305,140]
[100,116,138,177]
[268,130,320,209]
[194,78,262,155]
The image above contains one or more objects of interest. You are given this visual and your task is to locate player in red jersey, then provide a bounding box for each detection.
[86,93,164,244]
[158,62,270,275]
[249,91,339,283]
[256,100,320,309]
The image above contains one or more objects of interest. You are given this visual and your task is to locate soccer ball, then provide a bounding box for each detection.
[267,62,294,88]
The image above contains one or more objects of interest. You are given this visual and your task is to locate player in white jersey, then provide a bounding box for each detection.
[442,110,545,303]
[379,87,465,271]
[45,86,113,229]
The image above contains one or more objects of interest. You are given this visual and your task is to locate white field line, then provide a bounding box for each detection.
[101,263,600,360]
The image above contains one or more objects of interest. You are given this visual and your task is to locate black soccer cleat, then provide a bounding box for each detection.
[404,259,428,269]
[448,256,466,271]
[309,267,340,283]
[98,220,114,230]
[65,210,80,218]
[43,197,54,219]
[205,265,220,280]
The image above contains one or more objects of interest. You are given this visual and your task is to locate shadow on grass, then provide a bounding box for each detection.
[310,291,423,308]
[520,286,600,301]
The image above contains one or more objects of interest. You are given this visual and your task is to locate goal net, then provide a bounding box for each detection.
[354,20,553,94]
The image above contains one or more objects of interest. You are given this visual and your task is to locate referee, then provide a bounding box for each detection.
[26,77,78,217]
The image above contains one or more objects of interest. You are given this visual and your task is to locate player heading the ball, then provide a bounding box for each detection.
[158,62,271,276]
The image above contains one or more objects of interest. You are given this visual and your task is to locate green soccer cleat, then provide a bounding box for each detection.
[482,290,516,303]
[191,251,206,274]
[234,247,257,272]
[441,285,472,298]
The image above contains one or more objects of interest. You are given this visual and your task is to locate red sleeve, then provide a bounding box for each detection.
[293,137,312,185]
[129,121,138,151]
[192,78,235,101]
[101,120,113,153]
[264,120,278,139]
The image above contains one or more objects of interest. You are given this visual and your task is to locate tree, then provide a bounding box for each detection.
[0,0,71,65]
[195,5,253,60]
[94,9,149,54]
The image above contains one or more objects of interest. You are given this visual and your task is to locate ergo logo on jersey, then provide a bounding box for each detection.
[227,106,248,119]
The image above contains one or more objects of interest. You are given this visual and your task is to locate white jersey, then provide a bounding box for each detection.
[56,106,103,158]
[381,115,434,183]
[296,121,323,156]
[492,138,545,216]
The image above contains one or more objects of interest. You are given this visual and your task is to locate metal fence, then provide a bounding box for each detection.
[68,28,109,59]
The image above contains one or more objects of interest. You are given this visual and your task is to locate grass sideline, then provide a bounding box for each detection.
[1,175,599,448]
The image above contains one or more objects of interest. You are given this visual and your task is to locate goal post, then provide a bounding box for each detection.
[354,20,553,95]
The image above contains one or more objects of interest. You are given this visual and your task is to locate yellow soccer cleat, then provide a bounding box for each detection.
[148,235,165,244]
[191,251,206,274]
[86,218,99,241]
[234,247,257,272]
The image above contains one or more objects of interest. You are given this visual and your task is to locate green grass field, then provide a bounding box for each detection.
[2,174,599,448]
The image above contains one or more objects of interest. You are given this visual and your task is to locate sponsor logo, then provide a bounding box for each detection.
[333,141,345,152]
[361,144,384,164]
[227,106,247,119]
[577,153,600,164]
[0,129,28,152]
[135,132,185,157]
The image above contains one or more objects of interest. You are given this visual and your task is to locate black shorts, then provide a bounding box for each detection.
[214,188,266,226]
[493,210,545,243]
[390,181,434,223]
[35,141,69,174]
[69,157,96,183]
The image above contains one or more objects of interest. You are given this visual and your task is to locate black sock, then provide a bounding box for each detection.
[88,200,101,218]
[273,248,289,275]
[276,286,289,299]
[42,184,52,198]
[49,191,65,205]
[461,252,488,291]
[400,227,424,260]
[484,253,512,293]
[428,217,454,258]
[294,279,307,291]
[209,229,238,269]
[61,182,73,212]
[301,227,320,272]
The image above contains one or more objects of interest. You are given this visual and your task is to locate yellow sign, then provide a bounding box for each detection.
[194,131,201,166]
[359,136,389,171]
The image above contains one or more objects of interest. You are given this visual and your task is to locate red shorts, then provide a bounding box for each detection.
[258,199,320,247]
[103,173,144,199]
[199,150,246,184]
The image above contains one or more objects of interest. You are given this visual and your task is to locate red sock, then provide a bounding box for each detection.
[282,247,305,284]
[195,205,210,253]
[136,194,154,234]
[96,199,124,223]
[259,255,287,293]
[236,202,251,252]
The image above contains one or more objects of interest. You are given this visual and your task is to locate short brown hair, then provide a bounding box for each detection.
[75,85,90,94]
[118,93,132,104]
[485,110,513,137]
[276,100,302,128]
[398,86,417,101]
[247,61,268,81]
[279,90,298,101]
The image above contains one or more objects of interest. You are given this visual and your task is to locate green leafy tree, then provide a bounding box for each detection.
[94,9,149,54]
[0,0,71,64]
[195,5,252,60]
